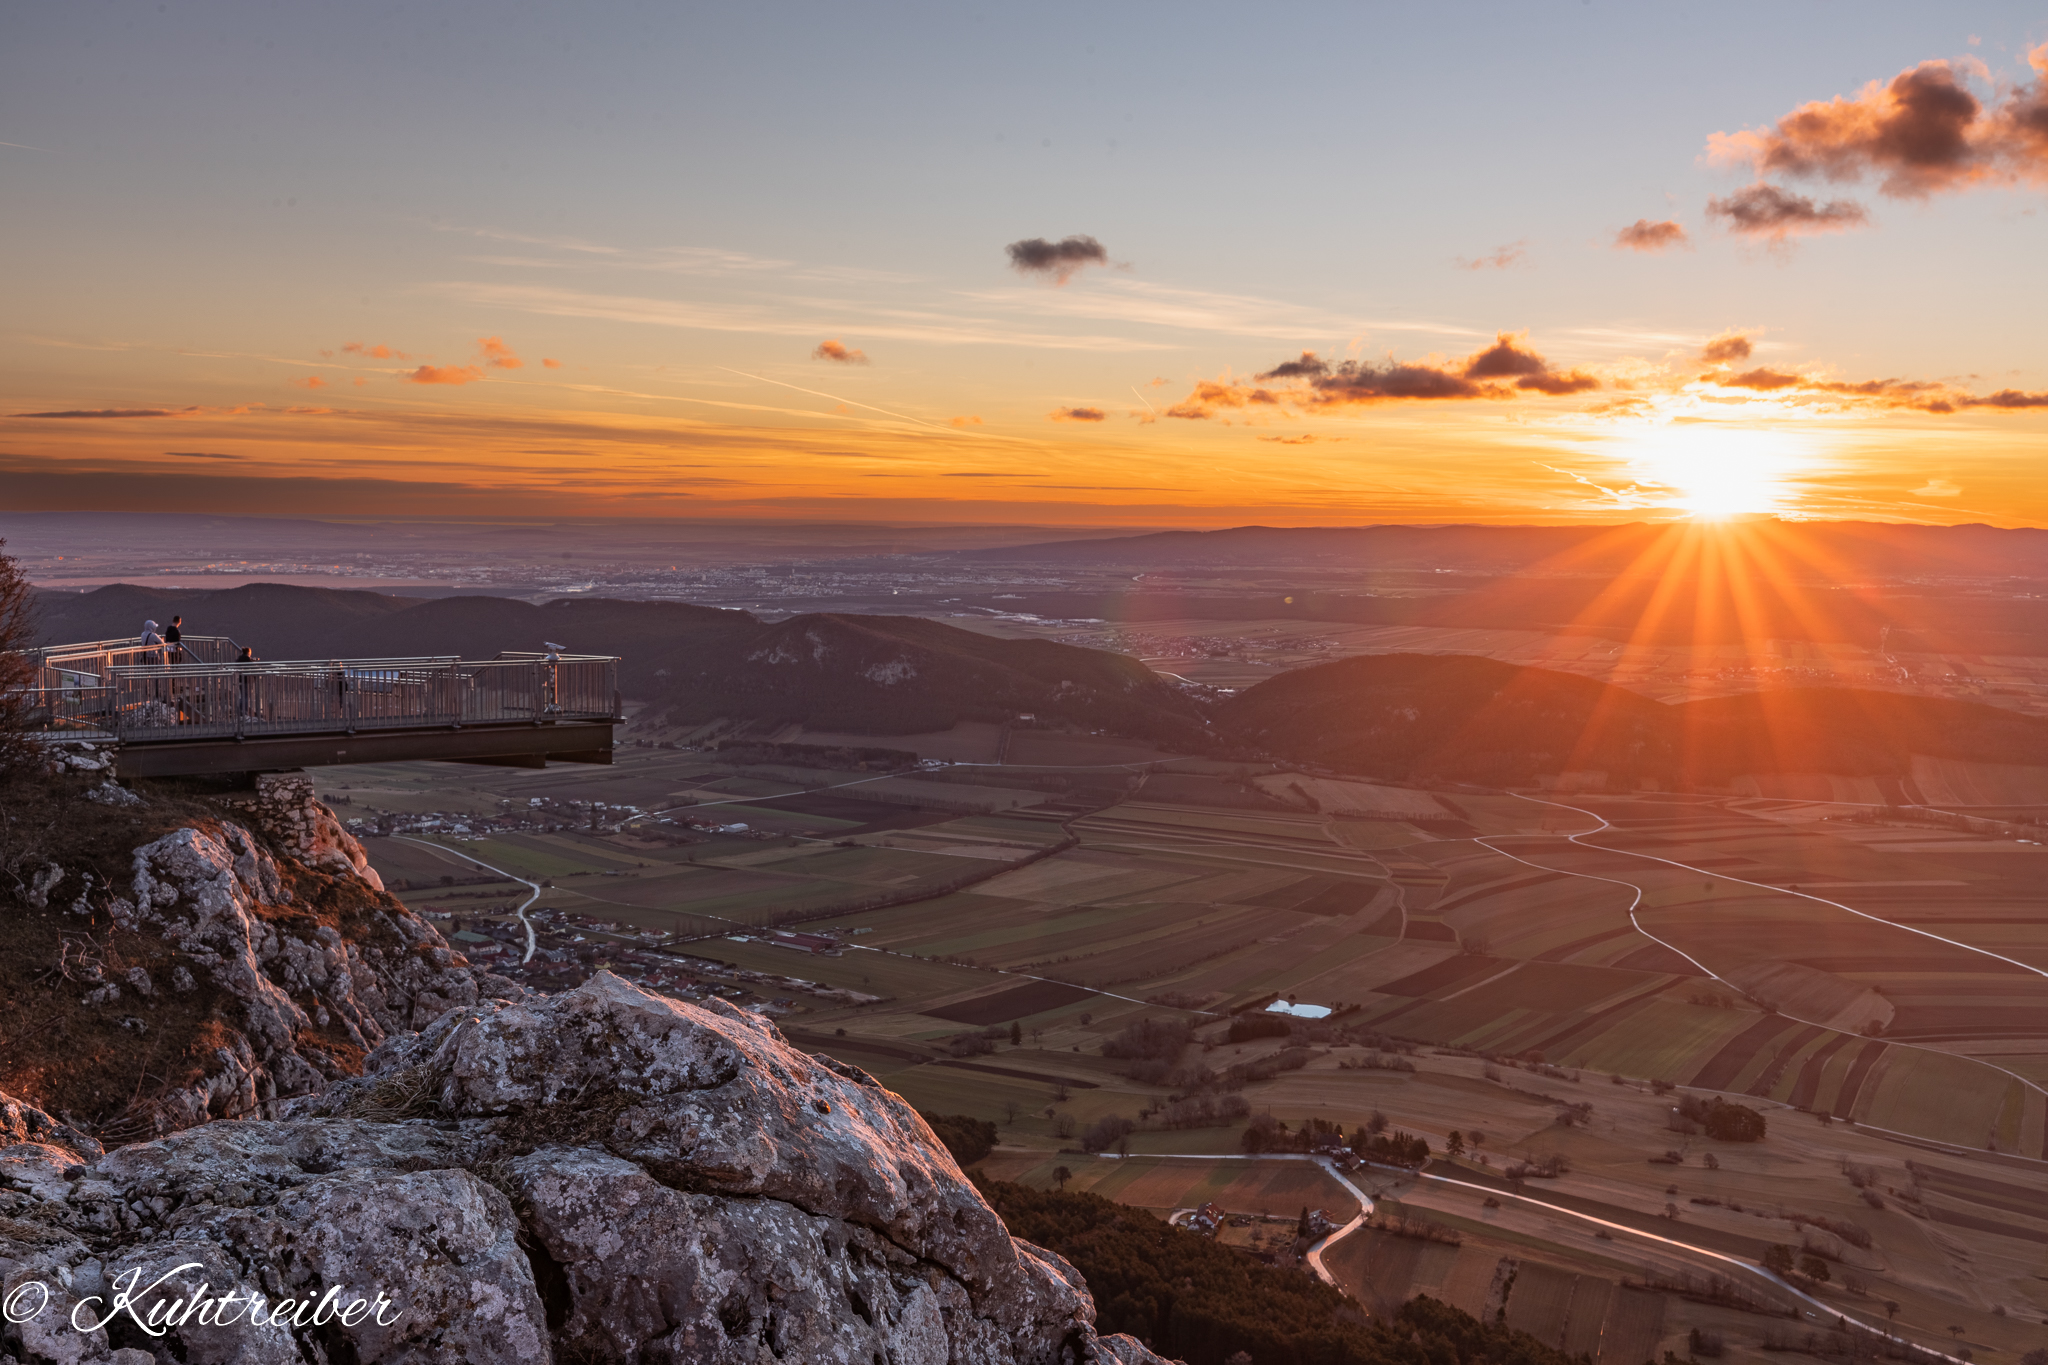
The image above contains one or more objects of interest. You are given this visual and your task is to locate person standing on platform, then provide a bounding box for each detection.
[163,614,185,663]
[139,619,164,665]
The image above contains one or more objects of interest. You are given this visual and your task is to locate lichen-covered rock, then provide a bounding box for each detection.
[0,1091,102,1162]
[99,805,517,1137]
[0,978,1180,1364]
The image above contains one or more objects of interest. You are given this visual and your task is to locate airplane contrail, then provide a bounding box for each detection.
[715,366,966,436]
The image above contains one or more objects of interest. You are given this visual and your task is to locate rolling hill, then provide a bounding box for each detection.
[1213,653,1679,785]
[1215,653,2048,787]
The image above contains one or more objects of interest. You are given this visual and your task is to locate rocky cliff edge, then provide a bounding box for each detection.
[0,973,1174,1365]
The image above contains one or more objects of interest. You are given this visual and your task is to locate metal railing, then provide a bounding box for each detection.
[15,645,619,743]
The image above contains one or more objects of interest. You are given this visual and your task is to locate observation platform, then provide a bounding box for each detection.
[19,635,621,779]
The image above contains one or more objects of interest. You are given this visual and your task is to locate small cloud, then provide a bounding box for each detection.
[476,335,523,369]
[1454,241,1528,270]
[1707,183,1870,239]
[1144,376,1170,388]
[949,415,983,428]
[292,375,327,390]
[1913,478,1962,496]
[406,364,485,386]
[1516,370,1602,395]
[542,357,563,369]
[1048,406,1108,422]
[812,339,870,365]
[165,451,244,460]
[941,472,1008,477]
[1257,434,1324,445]
[352,377,368,387]
[1714,367,1805,391]
[1614,219,1690,252]
[1006,235,1110,285]
[1700,331,1754,364]
[341,341,410,360]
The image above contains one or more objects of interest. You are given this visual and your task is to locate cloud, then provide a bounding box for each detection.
[1256,434,1331,445]
[1006,235,1110,285]
[165,451,244,460]
[1165,380,1286,419]
[812,339,870,365]
[1462,333,1550,379]
[1706,183,1870,238]
[1913,478,1963,497]
[1696,366,2047,413]
[1614,219,1689,252]
[1699,331,1753,364]
[1716,367,1802,391]
[476,336,523,369]
[1515,370,1603,395]
[292,375,327,390]
[1167,333,1609,418]
[340,342,410,360]
[1966,389,2048,409]
[543,357,563,369]
[406,364,485,385]
[1453,241,1528,270]
[1708,48,2048,200]
[1048,406,1108,422]
[13,407,203,418]
[949,415,983,428]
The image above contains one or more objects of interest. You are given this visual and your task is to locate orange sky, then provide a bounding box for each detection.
[5,8,2045,528]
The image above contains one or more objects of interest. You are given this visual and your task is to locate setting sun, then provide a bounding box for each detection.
[1614,424,1818,520]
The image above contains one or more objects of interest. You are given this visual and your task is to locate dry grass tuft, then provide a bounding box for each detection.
[336,1062,444,1121]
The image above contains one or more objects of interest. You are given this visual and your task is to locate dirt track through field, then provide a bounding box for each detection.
[1465,798,2048,1109]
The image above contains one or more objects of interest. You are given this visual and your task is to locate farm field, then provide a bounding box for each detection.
[330,737,2048,1362]
[976,1153,1358,1222]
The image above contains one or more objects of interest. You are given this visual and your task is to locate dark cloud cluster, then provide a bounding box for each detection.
[1005,235,1109,284]
[1705,184,1870,239]
[1167,334,1601,418]
[1047,406,1107,422]
[1704,367,2048,414]
[1718,48,2048,201]
[1614,219,1689,252]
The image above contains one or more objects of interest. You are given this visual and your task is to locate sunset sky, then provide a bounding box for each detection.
[4,2,2045,527]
